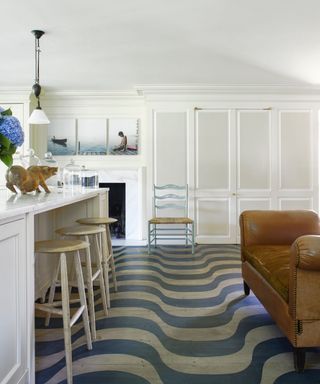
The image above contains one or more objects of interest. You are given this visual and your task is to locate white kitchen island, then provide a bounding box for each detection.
[0,187,108,384]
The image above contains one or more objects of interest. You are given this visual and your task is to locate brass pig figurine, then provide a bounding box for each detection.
[6,165,58,194]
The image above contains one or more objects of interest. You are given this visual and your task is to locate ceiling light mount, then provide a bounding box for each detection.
[28,29,50,125]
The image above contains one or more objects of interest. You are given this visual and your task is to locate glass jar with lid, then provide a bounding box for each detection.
[63,158,81,190]
[19,148,40,168]
[80,165,99,189]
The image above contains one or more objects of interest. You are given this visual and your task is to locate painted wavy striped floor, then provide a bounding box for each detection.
[35,245,320,383]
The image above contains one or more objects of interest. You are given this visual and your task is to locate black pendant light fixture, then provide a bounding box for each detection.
[28,30,50,125]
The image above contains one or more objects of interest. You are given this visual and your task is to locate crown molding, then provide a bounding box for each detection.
[0,87,31,102]
[135,84,320,97]
[43,89,142,100]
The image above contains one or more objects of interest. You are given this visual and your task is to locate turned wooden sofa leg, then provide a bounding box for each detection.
[243,281,250,296]
[294,347,306,372]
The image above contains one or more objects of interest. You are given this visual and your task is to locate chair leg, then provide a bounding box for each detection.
[106,224,117,292]
[185,224,188,247]
[74,250,92,350]
[191,222,195,254]
[60,253,73,384]
[148,222,151,254]
[102,231,111,308]
[294,347,306,372]
[154,224,157,248]
[244,281,250,296]
[83,235,96,340]
[94,232,108,316]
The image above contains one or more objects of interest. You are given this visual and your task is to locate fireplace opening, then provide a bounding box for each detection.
[99,183,125,238]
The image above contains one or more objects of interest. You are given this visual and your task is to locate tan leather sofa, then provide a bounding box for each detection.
[239,210,320,372]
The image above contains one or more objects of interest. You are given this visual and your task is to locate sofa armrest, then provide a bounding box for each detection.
[292,236,320,271]
[289,235,320,319]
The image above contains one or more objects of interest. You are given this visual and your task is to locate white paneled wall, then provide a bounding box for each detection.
[150,101,319,244]
[154,112,188,186]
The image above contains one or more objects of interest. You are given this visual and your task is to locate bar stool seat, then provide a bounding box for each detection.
[77,217,117,225]
[55,225,108,340]
[35,239,92,384]
[77,217,118,308]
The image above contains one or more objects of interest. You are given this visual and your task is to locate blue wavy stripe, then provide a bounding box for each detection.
[116,263,240,280]
[36,337,297,384]
[116,255,240,268]
[114,283,243,307]
[36,294,261,331]
[63,371,151,384]
[36,312,273,357]
[114,248,240,262]
[116,272,242,291]
[275,366,320,384]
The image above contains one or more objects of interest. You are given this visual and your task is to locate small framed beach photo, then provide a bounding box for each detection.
[77,119,107,155]
[108,118,139,155]
[47,119,76,156]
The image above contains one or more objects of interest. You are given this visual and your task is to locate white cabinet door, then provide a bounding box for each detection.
[195,110,237,243]
[195,108,317,244]
[236,110,272,241]
[0,218,27,384]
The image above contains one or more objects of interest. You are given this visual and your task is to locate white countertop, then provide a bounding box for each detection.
[0,187,108,221]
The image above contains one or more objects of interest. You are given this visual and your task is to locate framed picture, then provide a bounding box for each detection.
[77,119,107,155]
[47,119,76,156]
[108,118,139,155]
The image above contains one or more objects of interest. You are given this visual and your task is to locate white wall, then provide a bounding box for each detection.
[1,86,320,243]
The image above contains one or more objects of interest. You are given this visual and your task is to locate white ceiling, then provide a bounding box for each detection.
[2,0,320,92]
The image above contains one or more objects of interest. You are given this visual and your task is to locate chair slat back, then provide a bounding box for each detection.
[153,184,189,217]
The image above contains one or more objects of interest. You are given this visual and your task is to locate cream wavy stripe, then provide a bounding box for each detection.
[260,352,294,384]
[46,354,163,384]
[116,277,242,299]
[116,252,240,267]
[95,325,283,374]
[144,245,239,254]
[112,290,246,314]
[116,259,240,275]
[36,333,88,371]
[35,290,252,343]
[116,267,240,286]
[35,304,264,344]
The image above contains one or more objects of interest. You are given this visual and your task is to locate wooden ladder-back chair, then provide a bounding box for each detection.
[148,184,195,254]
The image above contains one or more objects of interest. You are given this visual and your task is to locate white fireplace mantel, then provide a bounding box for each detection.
[98,167,146,245]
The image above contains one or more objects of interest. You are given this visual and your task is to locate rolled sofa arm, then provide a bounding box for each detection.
[292,235,320,271]
[289,235,320,320]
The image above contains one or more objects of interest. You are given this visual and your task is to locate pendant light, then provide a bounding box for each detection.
[28,30,50,125]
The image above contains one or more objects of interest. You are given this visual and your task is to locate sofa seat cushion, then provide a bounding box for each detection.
[243,245,290,302]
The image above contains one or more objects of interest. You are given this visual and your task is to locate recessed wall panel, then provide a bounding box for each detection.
[280,111,312,190]
[238,111,270,190]
[197,199,230,236]
[197,111,229,189]
[279,198,313,210]
[154,112,187,185]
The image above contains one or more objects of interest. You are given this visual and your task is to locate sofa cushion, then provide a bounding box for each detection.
[243,245,290,302]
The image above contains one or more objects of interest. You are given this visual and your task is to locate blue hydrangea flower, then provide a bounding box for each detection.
[0,115,24,147]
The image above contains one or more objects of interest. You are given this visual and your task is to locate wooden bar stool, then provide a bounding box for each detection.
[35,239,92,384]
[77,217,118,308]
[55,225,108,340]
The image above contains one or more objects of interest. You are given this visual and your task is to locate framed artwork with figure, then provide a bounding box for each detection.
[108,118,139,155]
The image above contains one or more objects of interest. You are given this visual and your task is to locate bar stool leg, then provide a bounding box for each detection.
[106,224,118,292]
[60,252,73,384]
[101,231,111,308]
[94,233,108,316]
[45,259,60,327]
[74,250,92,350]
[83,235,96,340]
